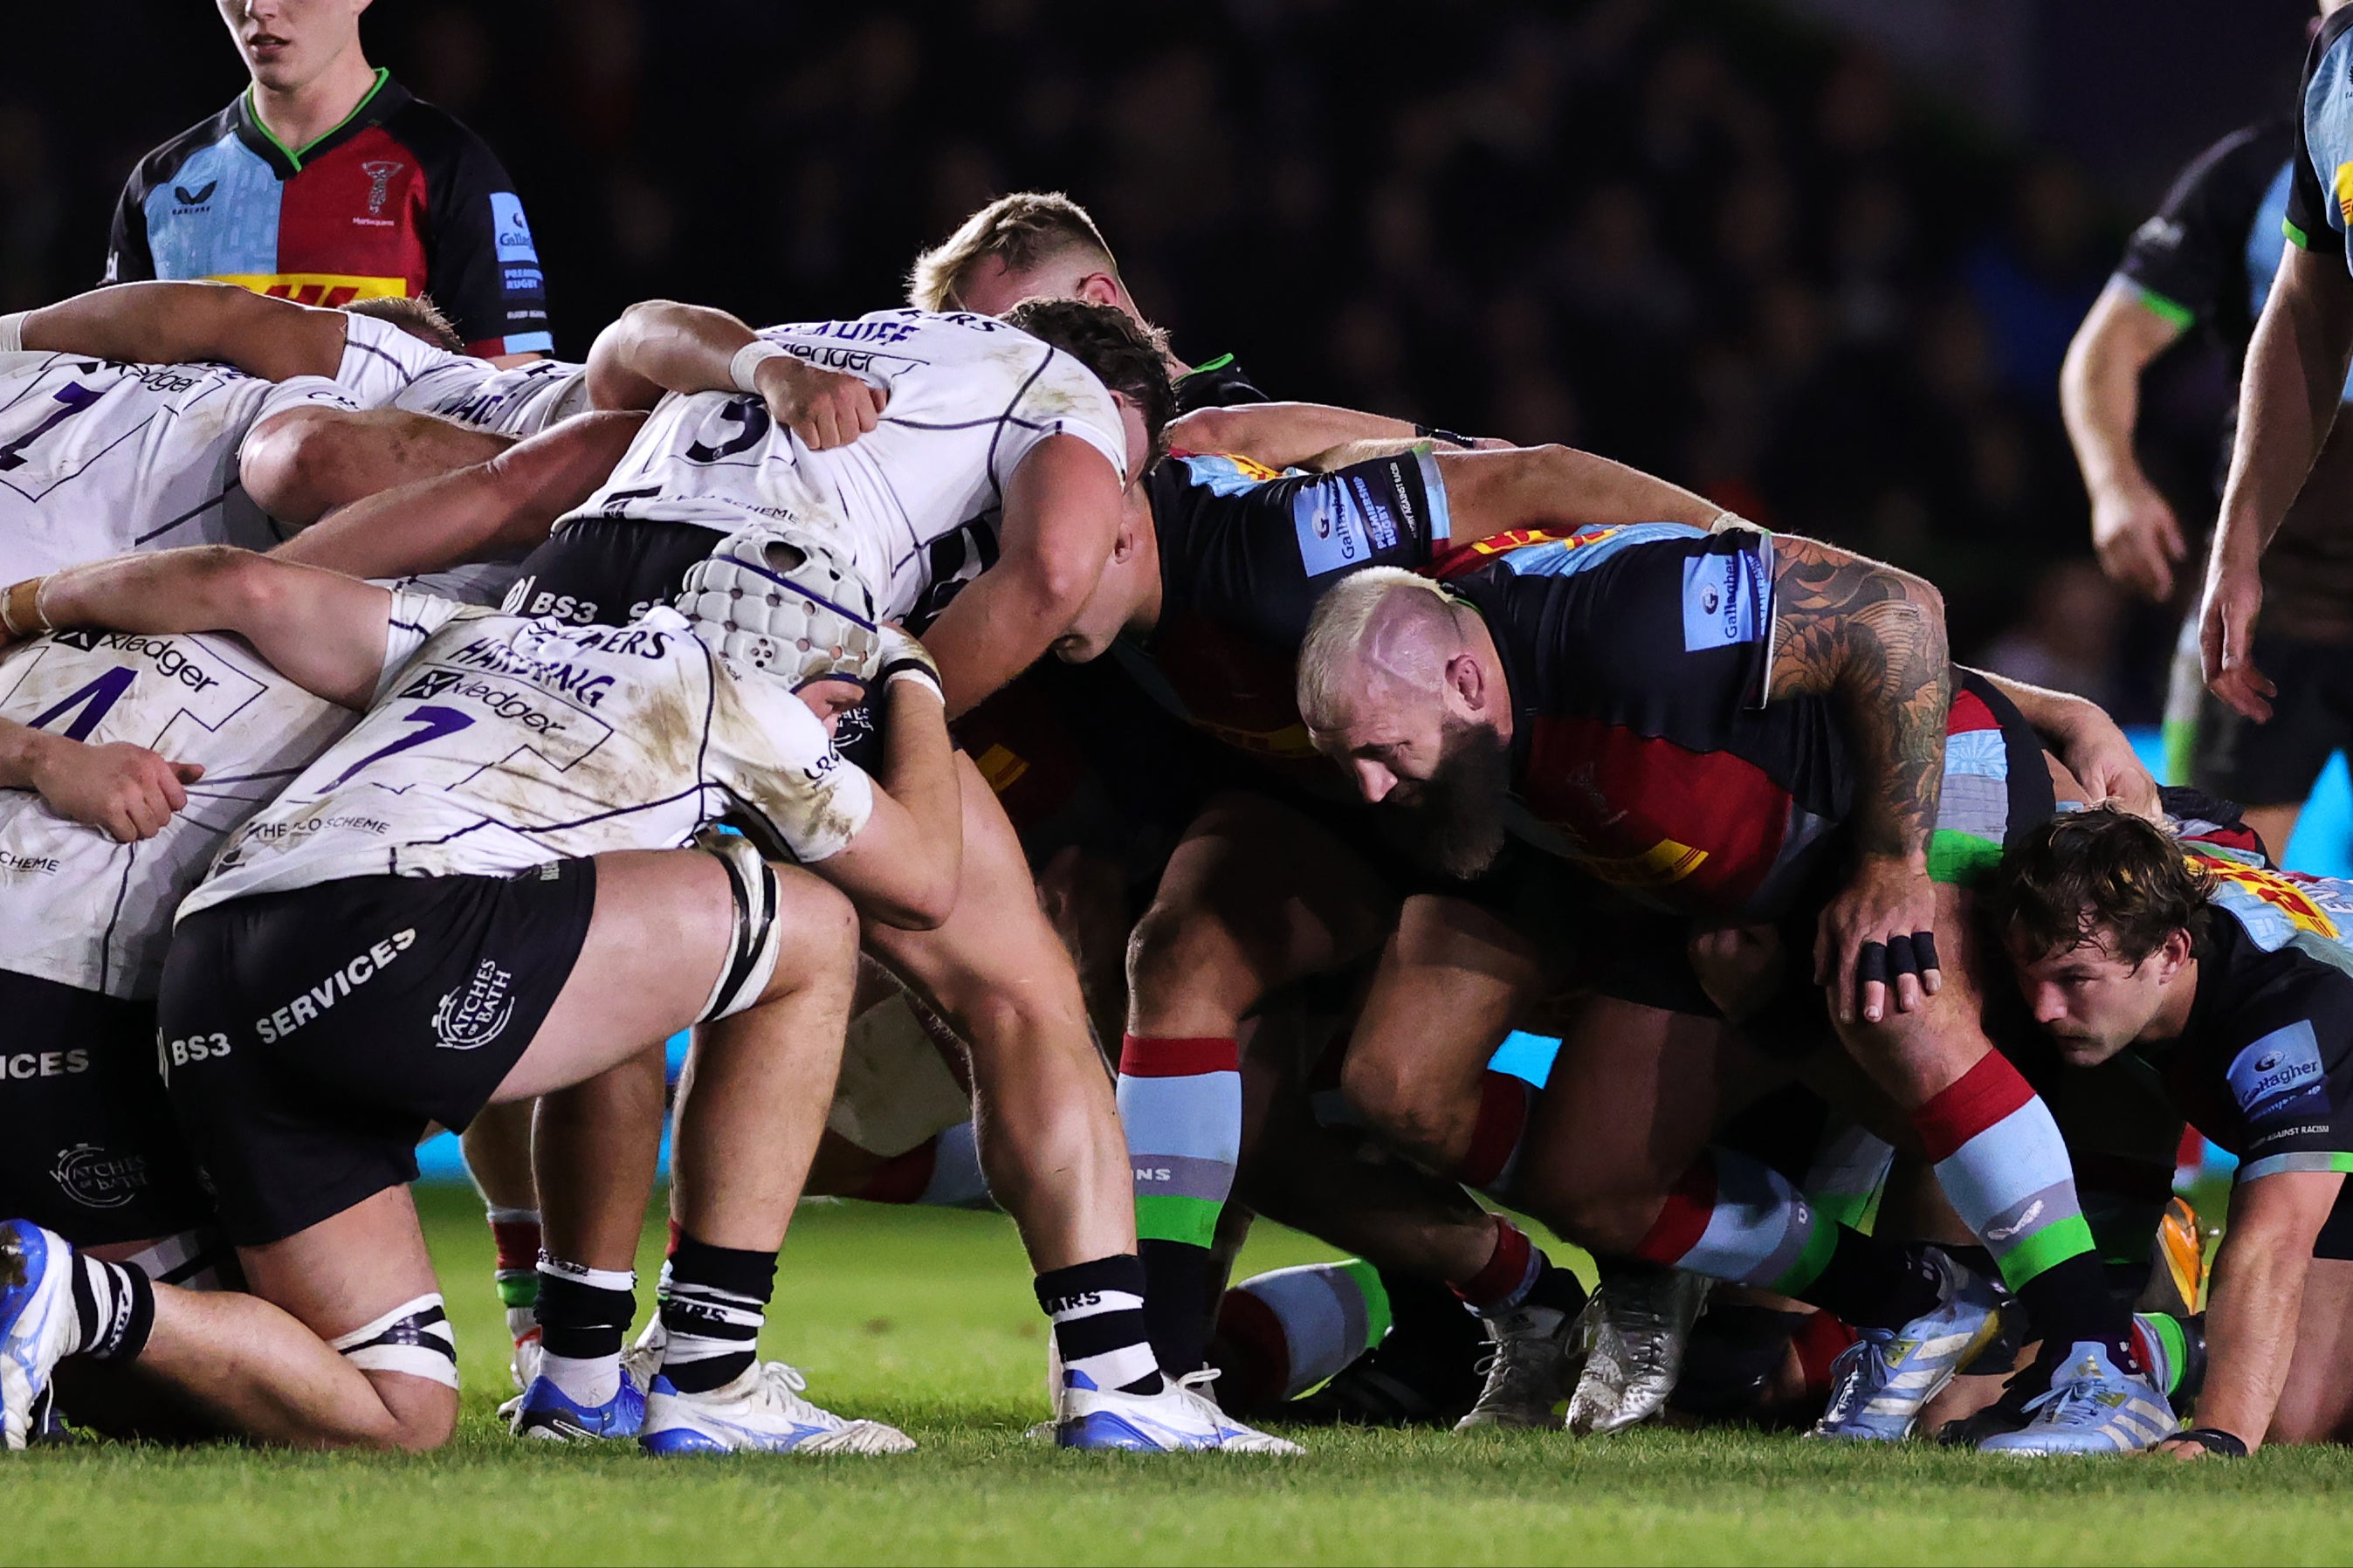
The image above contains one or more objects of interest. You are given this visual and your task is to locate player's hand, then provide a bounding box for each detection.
[755,355,888,451]
[29,738,204,842]
[1688,924,1786,1021]
[2089,478,2187,602]
[877,624,942,703]
[2053,702,2162,820]
[2150,1437,2213,1461]
[2199,554,2274,722]
[1814,853,1940,1025]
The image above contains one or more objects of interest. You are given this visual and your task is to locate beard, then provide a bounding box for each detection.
[1390,717,1512,879]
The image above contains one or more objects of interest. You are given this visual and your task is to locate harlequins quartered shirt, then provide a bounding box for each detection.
[107,71,552,359]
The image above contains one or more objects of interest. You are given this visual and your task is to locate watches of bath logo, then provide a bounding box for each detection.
[51,1144,148,1210]
[433,959,516,1050]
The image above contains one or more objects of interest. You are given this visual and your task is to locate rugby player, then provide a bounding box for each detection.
[110,0,552,363]
[2203,1,2353,731]
[2064,17,2353,862]
[1992,802,2353,1455]
[1290,535,2176,1451]
[0,528,959,1454]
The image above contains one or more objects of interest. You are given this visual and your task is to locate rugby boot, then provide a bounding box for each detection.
[1977,1342,2177,1455]
[1812,1249,2005,1442]
[509,1368,647,1442]
[1565,1266,1710,1434]
[0,1222,76,1453]
[507,1304,543,1395]
[640,1362,915,1455]
[1454,1303,1586,1431]
[1056,1368,1303,1453]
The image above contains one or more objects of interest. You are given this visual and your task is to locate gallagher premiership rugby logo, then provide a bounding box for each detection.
[2227,1021,2328,1123]
[432,960,517,1051]
[50,1144,148,1210]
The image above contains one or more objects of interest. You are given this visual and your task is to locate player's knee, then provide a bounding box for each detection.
[1125,898,1249,1008]
[1339,1046,1452,1152]
[333,1294,461,1450]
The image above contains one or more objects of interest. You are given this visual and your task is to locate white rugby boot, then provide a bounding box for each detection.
[1565,1267,1710,1434]
[1454,1303,1585,1430]
[639,1361,916,1455]
[1056,1367,1303,1453]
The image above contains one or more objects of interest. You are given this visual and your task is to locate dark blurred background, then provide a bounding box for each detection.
[0,0,2321,719]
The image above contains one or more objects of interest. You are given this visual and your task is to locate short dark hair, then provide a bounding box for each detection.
[1989,807,2213,966]
[342,293,464,355]
[1002,297,1175,470]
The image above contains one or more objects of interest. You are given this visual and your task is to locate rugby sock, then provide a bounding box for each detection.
[65,1253,155,1363]
[488,1207,542,1311]
[657,1238,774,1395]
[1632,1148,1940,1329]
[1456,1072,1533,1195]
[1449,1215,1585,1320]
[1036,1255,1163,1396]
[534,1259,636,1406]
[2132,1310,2205,1400]
[1801,1121,1895,1234]
[1118,1034,1241,1374]
[1909,1055,2127,1362]
[1214,1259,1393,1406]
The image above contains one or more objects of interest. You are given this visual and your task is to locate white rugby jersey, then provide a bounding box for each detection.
[0,352,360,582]
[554,309,1129,622]
[335,314,589,437]
[181,602,873,916]
[0,593,444,998]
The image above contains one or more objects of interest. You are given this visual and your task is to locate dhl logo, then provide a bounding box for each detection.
[1187,714,1317,760]
[1432,525,1624,581]
[2209,858,2341,940]
[210,272,409,308]
[1209,452,1282,482]
[972,744,1029,796]
[1573,835,1709,888]
[2337,163,2353,228]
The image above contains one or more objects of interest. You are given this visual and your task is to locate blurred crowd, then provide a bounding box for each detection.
[0,0,2249,717]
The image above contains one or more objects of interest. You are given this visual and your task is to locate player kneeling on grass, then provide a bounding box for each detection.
[1994,800,2353,1457]
[0,528,960,1455]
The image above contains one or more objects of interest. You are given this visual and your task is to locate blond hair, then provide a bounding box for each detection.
[1296,568,1463,727]
[908,192,1120,311]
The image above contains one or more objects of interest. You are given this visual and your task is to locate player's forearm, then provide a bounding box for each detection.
[1967,669,2092,747]
[2061,291,2164,499]
[586,299,756,411]
[1769,539,1950,861]
[867,680,964,926]
[23,281,336,381]
[2216,252,2353,567]
[0,718,64,794]
[918,567,1077,719]
[2198,1226,2315,1449]
[1166,402,1416,469]
[1437,444,1725,533]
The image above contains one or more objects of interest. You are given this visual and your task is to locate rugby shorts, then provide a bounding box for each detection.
[505,515,726,631]
[2164,617,2353,814]
[155,860,595,1246]
[0,970,213,1246]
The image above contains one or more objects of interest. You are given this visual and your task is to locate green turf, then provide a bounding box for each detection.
[11,1186,2353,1566]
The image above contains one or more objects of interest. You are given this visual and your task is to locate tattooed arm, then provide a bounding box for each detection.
[1764,534,1951,1024]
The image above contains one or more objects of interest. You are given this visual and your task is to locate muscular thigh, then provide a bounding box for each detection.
[1143,791,1399,985]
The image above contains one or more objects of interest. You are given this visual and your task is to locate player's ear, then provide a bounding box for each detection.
[1446,650,1485,712]
[1075,272,1122,307]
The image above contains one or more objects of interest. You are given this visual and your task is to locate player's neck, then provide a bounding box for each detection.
[250,53,381,155]
[2139,957,2200,1043]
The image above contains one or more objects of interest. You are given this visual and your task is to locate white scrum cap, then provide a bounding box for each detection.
[675,526,883,688]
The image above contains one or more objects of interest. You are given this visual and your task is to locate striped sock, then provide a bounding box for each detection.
[1456,1072,1532,1195]
[1449,1215,1542,1314]
[67,1252,155,1363]
[1801,1121,1895,1234]
[1118,1034,1241,1374]
[1038,1255,1163,1396]
[1911,1054,2095,1290]
[1632,1149,1938,1329]
[1216,1259,1393,1406]
[535,1258,636,1405]
[657,1238,774,1395]
[487,1207,542,1310]
[2132,1310,2204,1400]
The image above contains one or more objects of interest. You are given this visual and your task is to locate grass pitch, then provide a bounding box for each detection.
[10,1186,2353,1566]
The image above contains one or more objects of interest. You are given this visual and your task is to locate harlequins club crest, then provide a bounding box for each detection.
[433,959,516,1051]
[50,1144,147,1210]
[361,160,404,217]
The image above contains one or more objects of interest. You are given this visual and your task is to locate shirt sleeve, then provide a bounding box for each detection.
[709,669,876,864]
[991,347,1129,490]
[2289,29,2346,258]
[335,313,464,406]
[2221,975,2353,1182]
[2116,127,2279,328]
[423,128,554,358]
[104,169,154,285]
[372,592,469,702]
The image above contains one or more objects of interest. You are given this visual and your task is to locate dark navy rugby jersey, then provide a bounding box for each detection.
[2117,120,2295,371]
[1113,448,1447,768]
[1173,354,1269,414]
[106,71,551,358]
[1436,524,1854,918]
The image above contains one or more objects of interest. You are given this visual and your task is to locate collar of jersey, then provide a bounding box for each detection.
[235,67,401,176]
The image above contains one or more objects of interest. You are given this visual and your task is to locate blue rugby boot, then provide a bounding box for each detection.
[0,1221,77,1453]
[1978,1342,2177,1455]
[1812,1250,2005,1442]
[508,1367,647,1442]
[1057,1368,1303,1453]
[639,1363,914,1455]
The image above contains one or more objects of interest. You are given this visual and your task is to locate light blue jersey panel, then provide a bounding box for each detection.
[142,134,281,279]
